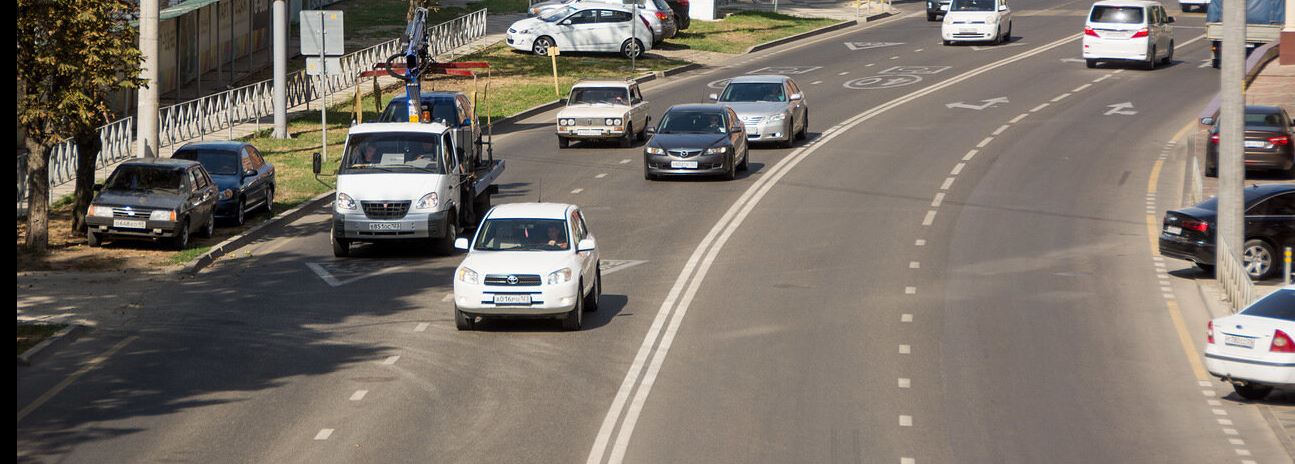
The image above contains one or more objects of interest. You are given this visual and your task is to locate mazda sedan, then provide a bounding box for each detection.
[643,104,749,180]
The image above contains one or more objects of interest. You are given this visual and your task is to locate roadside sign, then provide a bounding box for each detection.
[305,57,342,76]
[300,10,345,57]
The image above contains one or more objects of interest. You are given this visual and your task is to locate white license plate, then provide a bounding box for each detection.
[1244,140,1267,148]
[368,222,400,231]
[939,4,948,10]
[493,294,533,305]
[577,129,602,136]
[745,125,758,132]
[1224,334,1255,349]
[671,161,699,169]
[113,219,146,229]
[960,28,976,33]
[1165,225,1182,235]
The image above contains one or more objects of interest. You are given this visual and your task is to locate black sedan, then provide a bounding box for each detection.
[643,104,749,181]
[1159,183,1295,280]
[1204,105,1295,178]
[172,141,275,225]
[85,159,218,249]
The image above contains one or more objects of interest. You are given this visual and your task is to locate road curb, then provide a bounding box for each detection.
[745,19,861,54]
[179,190,335,275]
[18,323,88,367]
[492,62,705,126]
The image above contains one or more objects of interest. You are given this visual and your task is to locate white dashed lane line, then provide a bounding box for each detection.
[350,390,368,401]
[905,286,917,295]
[899,415,913,426]
[950,163,965,175]
[962,149,978,161]
[899,345,911,354]
[1010,113,1029,123]
[898,378,911,388]
[619,159,631,164]
[931,193,945,207]
[595,173,608,179]
[1072,83,1092,92]
[976,137,993,148]
[414,322,429,332]
[915,239,926,246]
[1030,103,1050,112]
[572,188,585,194]
[922,210,937,226]
[940,177,955,190]
[910,261,921,269]
[901,313,913,322]
[381,355,400,366]
[1050,93,1071,102]
[991,125,1010,136]
[314,429,334,440]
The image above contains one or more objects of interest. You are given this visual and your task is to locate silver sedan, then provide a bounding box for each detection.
[708,75,809,148]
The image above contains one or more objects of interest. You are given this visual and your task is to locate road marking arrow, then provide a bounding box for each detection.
[600,259,648,276]
[1104,102,1137,116]
[1198,59,1212,68]
[945,97,1009,110]
[844,41,904,51]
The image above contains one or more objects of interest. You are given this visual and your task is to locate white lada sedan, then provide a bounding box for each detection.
[1205,287,1295,400]
[452,202,601,331]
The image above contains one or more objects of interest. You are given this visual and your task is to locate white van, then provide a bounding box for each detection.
[1082,0,1175,69]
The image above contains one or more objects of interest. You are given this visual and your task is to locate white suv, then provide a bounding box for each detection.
[1082,0,1175,69]
[941,0,1012,45]
[452,203,601,331]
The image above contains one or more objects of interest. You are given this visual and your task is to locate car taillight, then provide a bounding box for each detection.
[1084,26,1099,37]
[655,11,669,20]
[1271,329,1295,353]
[1181,219,1209,233]
[1130,28,1149,38]
[1207,321,1215,344]
[1210,133,1220,144]
[1269,135,1290,146]
[678,0,688,5]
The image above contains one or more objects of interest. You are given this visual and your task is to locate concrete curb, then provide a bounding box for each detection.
[18,323,88,366]
[180,190,335,275]
[493,62,706,126]
[745,18,862,54]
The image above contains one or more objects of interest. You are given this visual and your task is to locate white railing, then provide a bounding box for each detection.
[1217,237,1257,312]
[19,9,489,207]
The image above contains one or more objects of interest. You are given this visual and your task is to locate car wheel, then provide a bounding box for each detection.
[781,120,795,149]
[1205,162,1218,177]
[1086,59,1097,69]
[87,231,103,247]
[620,123,634,148]
[434,215,458,256]
[263,187,274,215]
[797,112,808,140]
[1243,239,1277,280]
[558,136,570,149]
[1233,382,1273,400]
[172,218,190,250]
[1195,262,1216,274]
[724,154,737,180]
[644,164,657,181]
[532,36,555,56]
[332,224,350,258]
[737,147,749,171]
[234,197,246,226]
[621,38,644,59]
[942,40,952,46]
[455,305,475,331]
[584,269,601,312]
[1162,41,1174,65]
[199,212,215,238]
[1145,45,1157,69]
[927,13,937,21]
[562,283,584,331]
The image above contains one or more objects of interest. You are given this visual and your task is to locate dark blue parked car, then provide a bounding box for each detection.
[172,141,275,225]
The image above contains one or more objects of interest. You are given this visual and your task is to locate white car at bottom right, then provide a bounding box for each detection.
[1205,287,1295,400]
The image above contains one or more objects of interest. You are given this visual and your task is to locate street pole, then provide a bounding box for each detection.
[1217,0,1246,268]
[138,0,160,158]
[631,0,638,71]
[320,12,328,163]
[273,0,288,138]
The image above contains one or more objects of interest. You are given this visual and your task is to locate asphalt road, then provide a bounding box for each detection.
[17,2,1291,463]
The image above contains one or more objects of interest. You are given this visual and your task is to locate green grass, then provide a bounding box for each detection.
[168,245,214,266]
[345,0,528,41]
[17,323,65,356]
[668,11,841,54]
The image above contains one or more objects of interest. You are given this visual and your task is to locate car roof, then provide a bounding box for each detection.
[347,122,450,135]
[568,2,635,12]
[1090,0,1160,8]
[1246,183,1295,199]
[1244,105,1286,114]
[666,103,729,113]
[573,80,631,88]
[486,202,575,220]
[176,141,246,152]
[120,158,201,169]
[727,75,791,84]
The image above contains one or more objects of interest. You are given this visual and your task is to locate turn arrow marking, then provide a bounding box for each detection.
[1105,102,1137,116]
[945,97,1009,110]
[844,41,904,51]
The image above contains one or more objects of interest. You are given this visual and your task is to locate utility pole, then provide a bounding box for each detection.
[1217,0,1246,265]
[138,0,160,158]
[273,0,288,138]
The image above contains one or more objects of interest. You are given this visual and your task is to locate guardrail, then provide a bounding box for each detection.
[18,9,489,208]
[1217,237,1257,312]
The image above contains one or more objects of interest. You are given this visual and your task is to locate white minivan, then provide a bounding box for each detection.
[1082,0,1175,69]
[940,0,1012,45]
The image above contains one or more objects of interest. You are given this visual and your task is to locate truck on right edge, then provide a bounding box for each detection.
[1206,0,1286,68]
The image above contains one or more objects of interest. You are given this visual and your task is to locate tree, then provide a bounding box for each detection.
[407,0,440,22]
[17,0,143,252]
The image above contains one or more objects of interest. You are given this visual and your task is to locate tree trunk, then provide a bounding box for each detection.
[24,137,51,254]
[70,130,103,234]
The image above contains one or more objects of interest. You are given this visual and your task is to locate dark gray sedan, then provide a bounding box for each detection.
[85,159,218,249]
[643,104,749,180]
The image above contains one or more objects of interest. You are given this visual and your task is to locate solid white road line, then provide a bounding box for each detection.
[314,429,334,440]
[588,32,1084,464]
[17,335,139,424]
[414,322,430,332]
[350,390,368,401]
[381,355,400,366]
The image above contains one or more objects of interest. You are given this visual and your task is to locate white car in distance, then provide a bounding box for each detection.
[506,4,654,59]
[1205,287,1295,400]
[941,0,1012,45]
[557,80,651,148]
[1082,0,1175,69]
[452,203,601,331]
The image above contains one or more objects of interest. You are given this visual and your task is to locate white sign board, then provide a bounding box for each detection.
[300,10,345,57]
[305,57,342,76]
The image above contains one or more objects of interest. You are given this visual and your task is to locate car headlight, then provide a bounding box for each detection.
[605,118,622,126]
[767,113,786,122]
[547,267,573,285]
[645,146,665,155]
[457,267,480,284]
[416,192,439,210]
[705,146,729,155]
[149,209,176,221]
[221,188,235,200]
[336,193,358,211]
[90,205,114,218]
[560,118,574,126]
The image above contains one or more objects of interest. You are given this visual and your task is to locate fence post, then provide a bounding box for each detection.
[1285,246,1291,287]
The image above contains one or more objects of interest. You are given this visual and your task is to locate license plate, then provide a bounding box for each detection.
[368,222,399,231]
[671,161,699,169]
[577,129,602,136]
[745,125,758,132]
[113,219,146,229]
[1165,225,1182,235]
[493,294,532,305]
[1224,334,1255,349]
[1244,140,1267,148]
[960,28,976,33]
[939,4,948,10]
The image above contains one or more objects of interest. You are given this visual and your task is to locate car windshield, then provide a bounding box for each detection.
[1089,6,1144,23]
[541,6,575,21]
[1240,290,1295,321]
[950,0,995,11]
[341,133,445,174]
[719,83,785,103]
[379,99,459,125]
[474,218,570,251]
[104,165,184,192]
[570,87,629,105]
[173,149,239,176]
[658,111,727,134]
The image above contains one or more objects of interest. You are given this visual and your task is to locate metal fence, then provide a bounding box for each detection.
[1217,237,1257,312]
[18,8,489,207]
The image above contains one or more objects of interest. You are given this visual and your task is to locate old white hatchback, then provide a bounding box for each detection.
[557,80,651,148]
[452,203,601,331]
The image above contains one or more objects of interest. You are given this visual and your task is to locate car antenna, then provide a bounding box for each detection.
[537,177,543,203]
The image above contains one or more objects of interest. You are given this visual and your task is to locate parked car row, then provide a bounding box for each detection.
[1159,183,1295,280]
[1205,287,1295,400]
[508,2,668,59]
[1202,105,1295,178]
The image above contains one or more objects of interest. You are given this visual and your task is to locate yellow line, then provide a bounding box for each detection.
[1166,299,1211,381]
[17,335,138,424]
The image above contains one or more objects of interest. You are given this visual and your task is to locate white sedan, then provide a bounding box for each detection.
[1205,287,1295,400]
[452,202,601,331]
[506,4,655,59]
[941,0,1012,45]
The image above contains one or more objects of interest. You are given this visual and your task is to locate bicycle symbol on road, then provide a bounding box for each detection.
[843,74,922,90]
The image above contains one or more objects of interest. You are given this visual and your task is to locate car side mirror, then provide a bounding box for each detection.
[93,183,103,192]
[454,237,470,250]
[1200,116,1215,126]
[577,238,596,252]
[1166,16,1175,23]
[560,19,572,26]
[789,93,803,101]
[312,152,322,174]
[244,169,257,178]
[707,93,718,102]
[645,125,656,136]
[462,118,473,127]
[998,4,1007,10]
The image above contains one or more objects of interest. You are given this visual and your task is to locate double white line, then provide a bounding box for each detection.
[585,33,1082,464]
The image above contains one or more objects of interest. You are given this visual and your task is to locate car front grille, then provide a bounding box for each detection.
[484,274,543,286]
[668,148,703,158]
[361,201,410,220]
[741,115,765,125]
[112,207,159,219]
